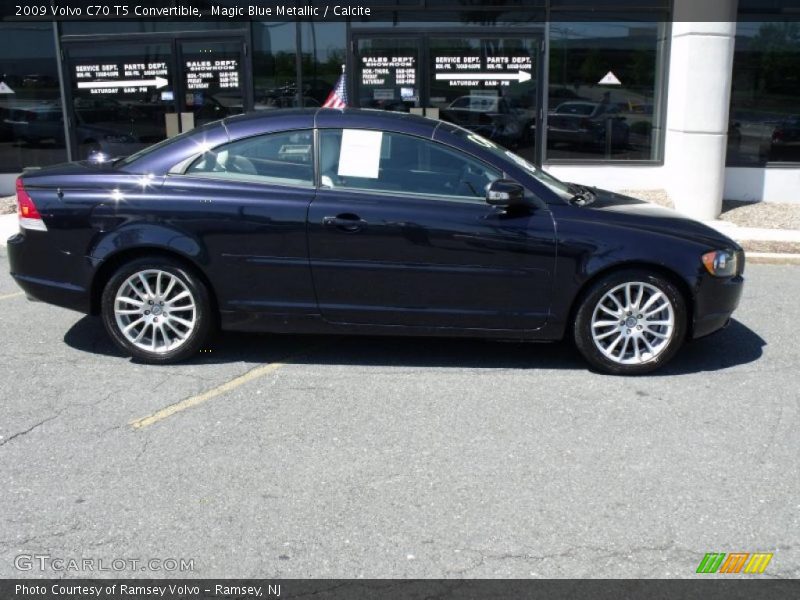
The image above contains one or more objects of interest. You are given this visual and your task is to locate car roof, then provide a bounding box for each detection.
[125,108,445,174]
[222,107,440,138]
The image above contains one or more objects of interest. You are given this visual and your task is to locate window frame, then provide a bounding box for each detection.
[168,125,540,205]
[725,20,800,169]
[171,128,317,190]
[314,127,508,205]
[543,19,671,166]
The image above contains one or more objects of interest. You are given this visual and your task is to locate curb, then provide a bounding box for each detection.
[744,252,800,265]
[0,213,18,247]
[704,220,800,243]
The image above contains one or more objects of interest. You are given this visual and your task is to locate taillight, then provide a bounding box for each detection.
[16,178,47,231]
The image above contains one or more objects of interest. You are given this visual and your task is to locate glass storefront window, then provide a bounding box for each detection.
[352,34,540,162]
[181,40,246,127]
[0,23,67,172]
[251,22,299,110]
[300,22,347,107]
[429,37,539,163]
[727,22,800,166]
[547,21,664,162]
[65,41,177,160]
[61,33,248,161]
[354,37,421,112]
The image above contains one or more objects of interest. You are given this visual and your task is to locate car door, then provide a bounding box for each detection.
[307,127,556,331]
[158,128,318,317]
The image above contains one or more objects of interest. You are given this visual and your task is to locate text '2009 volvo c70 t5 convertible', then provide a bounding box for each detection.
[8,109,744,375]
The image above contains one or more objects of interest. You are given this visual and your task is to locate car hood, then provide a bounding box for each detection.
[577,188,740,249]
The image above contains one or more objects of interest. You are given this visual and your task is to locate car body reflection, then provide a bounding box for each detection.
[439,95,535,150]
[4,93,242,160]
[547,100,630,151]
[5,99,162,159]
[769,115,800,161]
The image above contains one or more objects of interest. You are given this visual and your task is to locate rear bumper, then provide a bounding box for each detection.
[7,231,92,313]
[692,274,744,339]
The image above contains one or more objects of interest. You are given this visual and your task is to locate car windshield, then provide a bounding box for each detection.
[447,125,573,201]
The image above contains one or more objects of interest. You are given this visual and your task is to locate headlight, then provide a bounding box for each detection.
[702,249,739,277]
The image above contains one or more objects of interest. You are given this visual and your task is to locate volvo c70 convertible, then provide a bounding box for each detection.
[8,109,744,375]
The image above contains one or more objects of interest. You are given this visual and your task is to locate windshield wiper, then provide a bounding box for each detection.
[567,183,597,207]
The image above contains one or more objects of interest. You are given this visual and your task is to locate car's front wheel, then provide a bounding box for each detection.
[101,257,213,363]
[574,270,687,375]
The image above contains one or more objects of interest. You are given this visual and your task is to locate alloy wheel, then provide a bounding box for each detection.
[590,281,675,365]
[113,269,197,354]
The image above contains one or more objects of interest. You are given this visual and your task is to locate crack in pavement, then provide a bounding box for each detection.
[0,410,65,448]
[135,437,150,461]
[0,391,120,448]
[0,524,82,550]
[446,540,699,575]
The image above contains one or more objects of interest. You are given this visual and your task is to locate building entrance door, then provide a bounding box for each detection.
[351,32,543,164]
[61,33,251,160]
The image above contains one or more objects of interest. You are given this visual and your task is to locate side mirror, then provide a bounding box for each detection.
[486,179,526,207]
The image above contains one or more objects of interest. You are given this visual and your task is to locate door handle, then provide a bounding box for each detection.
[322,214,368,232]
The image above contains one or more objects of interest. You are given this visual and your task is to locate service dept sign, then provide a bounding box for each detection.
[434,53,533,87]
[74,61,170,95]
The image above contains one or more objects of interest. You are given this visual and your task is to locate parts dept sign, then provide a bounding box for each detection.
[74,62,169,95]
[434,54,533,87]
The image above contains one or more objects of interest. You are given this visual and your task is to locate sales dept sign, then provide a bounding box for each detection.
[186,59,240,91]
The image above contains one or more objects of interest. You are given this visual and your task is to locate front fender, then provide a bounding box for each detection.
[541,216,711,341]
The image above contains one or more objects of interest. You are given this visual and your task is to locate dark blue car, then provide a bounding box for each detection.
[8,109,744,374]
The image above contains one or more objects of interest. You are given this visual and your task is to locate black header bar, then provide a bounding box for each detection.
[3,0,800,22]
[1,579,800,600]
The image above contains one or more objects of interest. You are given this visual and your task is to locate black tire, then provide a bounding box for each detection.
[573,269,687,375]
[101,257,213,364]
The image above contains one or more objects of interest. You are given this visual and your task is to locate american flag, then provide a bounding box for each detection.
[322,73,348,109]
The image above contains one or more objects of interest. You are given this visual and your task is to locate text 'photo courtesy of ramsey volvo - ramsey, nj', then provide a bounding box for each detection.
[8,109,744,375]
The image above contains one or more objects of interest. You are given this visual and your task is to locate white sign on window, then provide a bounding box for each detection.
[373,89,394,100]
[338,129,383,179]
[598,71,622,85]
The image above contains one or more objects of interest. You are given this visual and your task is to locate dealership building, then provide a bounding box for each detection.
[0,0,797,219]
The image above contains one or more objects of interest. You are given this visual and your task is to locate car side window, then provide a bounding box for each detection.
[318,129,501,202]
[185,129,314,187]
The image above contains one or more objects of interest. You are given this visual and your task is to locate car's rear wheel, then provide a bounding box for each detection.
[101,257,212,363]
[574,269,687,375]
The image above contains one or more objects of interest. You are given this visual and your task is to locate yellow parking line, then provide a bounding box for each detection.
[131,361,287,429]
[0,291,24,301]
[130,346,321,429]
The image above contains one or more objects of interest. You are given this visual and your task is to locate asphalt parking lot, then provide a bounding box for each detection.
[0,247,798,579]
